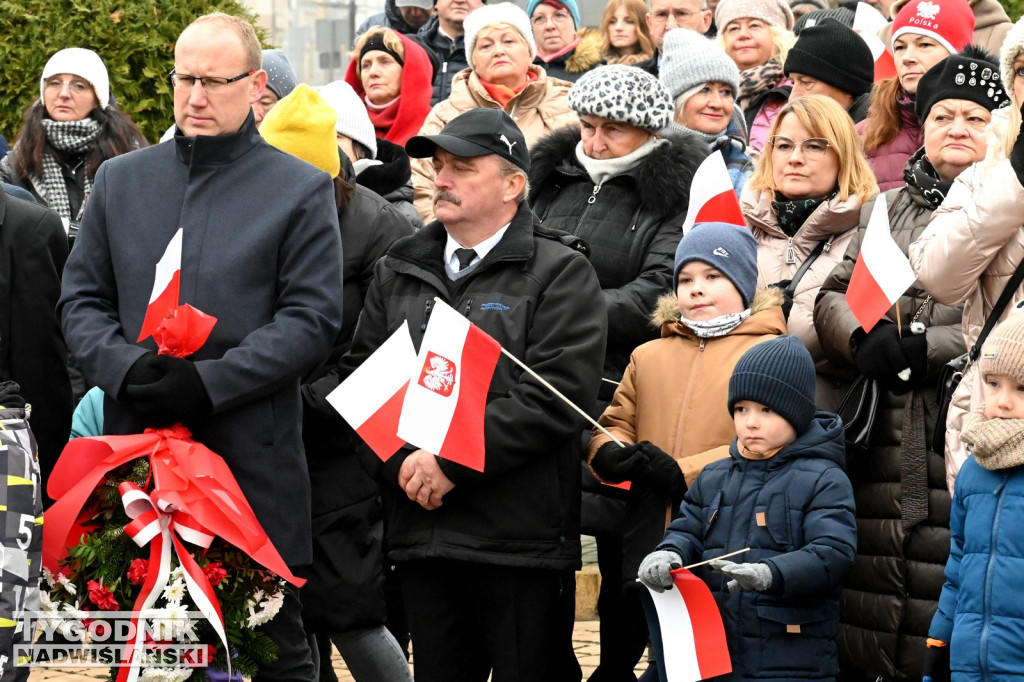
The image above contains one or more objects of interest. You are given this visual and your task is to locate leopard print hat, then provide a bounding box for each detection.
[567,65,674,133]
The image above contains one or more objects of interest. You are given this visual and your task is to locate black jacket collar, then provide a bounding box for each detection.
[173,109,262,167]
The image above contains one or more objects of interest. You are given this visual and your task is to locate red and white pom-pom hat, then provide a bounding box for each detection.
[890,0,975,56]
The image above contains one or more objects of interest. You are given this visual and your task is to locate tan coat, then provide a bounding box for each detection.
[909,122,1024,491]
[587,287,786,487]
[410,64,578,221]
[878,0,1011,55]
[742,186,867,408]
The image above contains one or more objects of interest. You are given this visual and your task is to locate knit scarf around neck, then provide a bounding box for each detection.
[574,137,666,187]
[39,117,102,220]
[737,59,784,112]
[771,190,837,237]
[903,147,951,209]
[960,408,1024,471]
[480,70,539,108]
[365,95,400,138]
[680,309,751,338]
[537,35,581,62]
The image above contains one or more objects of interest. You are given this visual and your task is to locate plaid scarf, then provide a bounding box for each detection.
[38,117,102,220]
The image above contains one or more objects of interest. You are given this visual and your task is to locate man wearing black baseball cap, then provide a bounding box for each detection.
[334,107,607,681]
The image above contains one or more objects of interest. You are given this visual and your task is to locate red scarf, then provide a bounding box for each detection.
[366,98,400,139]
[480,69,539,109]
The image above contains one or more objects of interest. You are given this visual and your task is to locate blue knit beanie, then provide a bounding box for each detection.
[526,0,581,28]
[728,335,816,434]
[673,223,758,307]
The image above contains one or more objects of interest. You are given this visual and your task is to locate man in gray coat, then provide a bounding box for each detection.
[58,13,344,680]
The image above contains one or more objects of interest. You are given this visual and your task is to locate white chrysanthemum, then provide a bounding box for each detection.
[56,574,77,595]
[162,579,186,603]
[244,587,285,629]
[170,566,187,582]
[39,591,59,612]
[42,567,56,589]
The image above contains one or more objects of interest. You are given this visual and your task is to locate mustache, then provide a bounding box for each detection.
[432,190,461,206]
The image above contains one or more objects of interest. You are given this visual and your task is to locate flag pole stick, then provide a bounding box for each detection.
[601,378,621,386]
[500,347,624,446]
[896,300,903,338]
[683,547,751,570]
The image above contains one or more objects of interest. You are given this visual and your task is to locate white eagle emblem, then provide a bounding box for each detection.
[420,353,456,395]
[916,1,940,19]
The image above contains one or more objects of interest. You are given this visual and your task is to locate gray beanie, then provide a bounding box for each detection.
[568,65,675,132]
[262,49,298,100]
[728,335,817,434]
[673,222,758,306]
[660,29,740,101]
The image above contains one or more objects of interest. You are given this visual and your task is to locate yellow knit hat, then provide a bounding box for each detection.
[259,83,341,178]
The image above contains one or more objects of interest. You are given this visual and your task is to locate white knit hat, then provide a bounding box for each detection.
[1001,16,1024,98]
[464,3,538,60]
[40,48,110,110]
[317,80,378,159]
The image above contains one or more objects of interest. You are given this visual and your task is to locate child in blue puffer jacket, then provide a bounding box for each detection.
[926,313,1024,682]
[638,335,857,681]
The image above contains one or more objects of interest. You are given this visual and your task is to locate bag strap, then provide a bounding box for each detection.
[969,258,1024,361]
[784,238,829,298]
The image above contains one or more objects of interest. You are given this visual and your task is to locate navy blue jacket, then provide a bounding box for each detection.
[418,16,469,105]
[657,413,856,681]
[930,455,1024,681]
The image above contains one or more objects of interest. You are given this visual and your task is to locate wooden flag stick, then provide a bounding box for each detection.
[896,300,903,338]
[500,347,624,446]
[601,378,621,386]
[684,547,751,570]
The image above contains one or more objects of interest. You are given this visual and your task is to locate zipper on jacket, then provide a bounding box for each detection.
[980,476,1008,678]
[421,298,435,332]
[698,338,706,352]
[785,238,797,265]
[463,298,473,317]
[587,185,602,204]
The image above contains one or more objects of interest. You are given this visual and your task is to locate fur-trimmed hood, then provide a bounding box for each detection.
[354,137,412,198]
[566,28,604,74]
[528,125,710,221]
[652,286,785,328]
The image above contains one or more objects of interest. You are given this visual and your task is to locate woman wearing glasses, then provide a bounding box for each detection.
[741,94,877,409]
[0,48,146,230]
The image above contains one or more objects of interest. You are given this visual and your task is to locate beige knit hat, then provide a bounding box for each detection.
[980,312,1024,385]
[715,0,794,32]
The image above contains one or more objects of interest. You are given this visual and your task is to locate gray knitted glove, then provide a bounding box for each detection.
[638,550,683,592]
[709,560,772,592]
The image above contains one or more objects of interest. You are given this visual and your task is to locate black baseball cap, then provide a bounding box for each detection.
[406,108,530,172]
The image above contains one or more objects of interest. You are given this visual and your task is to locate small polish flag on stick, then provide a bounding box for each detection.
[682,151,745,236]
[327,322,419,460]
[854,2,897,82]
[138,228,183,342]
[846,194,917,333]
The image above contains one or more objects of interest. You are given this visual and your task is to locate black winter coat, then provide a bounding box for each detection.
[333,202,607,570]
[0,148,87,220]
[529,127,708,384]
[657,414,857,681]
[300,166,413,632]
[0,190,71,483]
[418,16,469,106]
[814,150,960,681]
[354,138,422,229]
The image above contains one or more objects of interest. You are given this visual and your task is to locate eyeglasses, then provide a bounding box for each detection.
[531,10,573,25]
[650,8,709,24]
[168,70,256,93]
[769,136,832,158]
[44,78,92,95]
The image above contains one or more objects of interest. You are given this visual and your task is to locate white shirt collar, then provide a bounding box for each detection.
[444,224,510,272]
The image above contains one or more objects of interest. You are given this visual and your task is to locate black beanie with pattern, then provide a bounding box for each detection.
[728,335,816,434]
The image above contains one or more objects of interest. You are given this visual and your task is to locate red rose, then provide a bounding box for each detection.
[127,559,149,586]
[202,562,227,587]
[86,580,119,611]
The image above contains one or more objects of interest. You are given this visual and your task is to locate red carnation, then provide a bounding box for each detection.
[203,562,227,587]
[87,580,119,611]
[127,559,149,586]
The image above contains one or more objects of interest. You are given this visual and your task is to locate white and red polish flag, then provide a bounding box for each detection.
[645,567,732,681]
[397,298,501,472]
[138,228,183,342]
[327,322,419,460]
[681,151,745,236]
[846,194,916,333]
[854,2,897,82]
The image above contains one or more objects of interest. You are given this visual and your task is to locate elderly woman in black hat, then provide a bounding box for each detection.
[815,45,1006,682]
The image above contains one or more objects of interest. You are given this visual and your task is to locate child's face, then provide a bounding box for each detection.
[733,400,797,455]
[677,262,746,321]
[983,373,1024,419]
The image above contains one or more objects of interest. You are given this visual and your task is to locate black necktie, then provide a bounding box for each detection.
[454,247,477,271]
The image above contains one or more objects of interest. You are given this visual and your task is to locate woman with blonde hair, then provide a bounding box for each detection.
[715,0,795,153]
[742,94,877,408]
[910,16,1024,493]
[859,0,974,190]
[600,0,654,65]
[410,2,578,221]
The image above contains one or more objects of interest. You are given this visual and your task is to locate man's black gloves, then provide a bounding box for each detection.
[590,441,649,483]
[591,441,687,502]
[122,353,212,427]
[854,323,928,394]
[636,443,687,502]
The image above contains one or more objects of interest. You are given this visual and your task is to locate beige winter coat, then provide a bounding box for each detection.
[742,186,868,409]
[878,0,1011,55]
[410,64,578,221]
[587,288,786,487]
[909,109,1024,491]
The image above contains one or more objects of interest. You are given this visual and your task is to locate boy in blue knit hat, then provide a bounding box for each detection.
[587,221,787,679]
[638,335,856,682]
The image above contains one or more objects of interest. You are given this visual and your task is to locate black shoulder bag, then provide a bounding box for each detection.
[932,258,1024,454]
